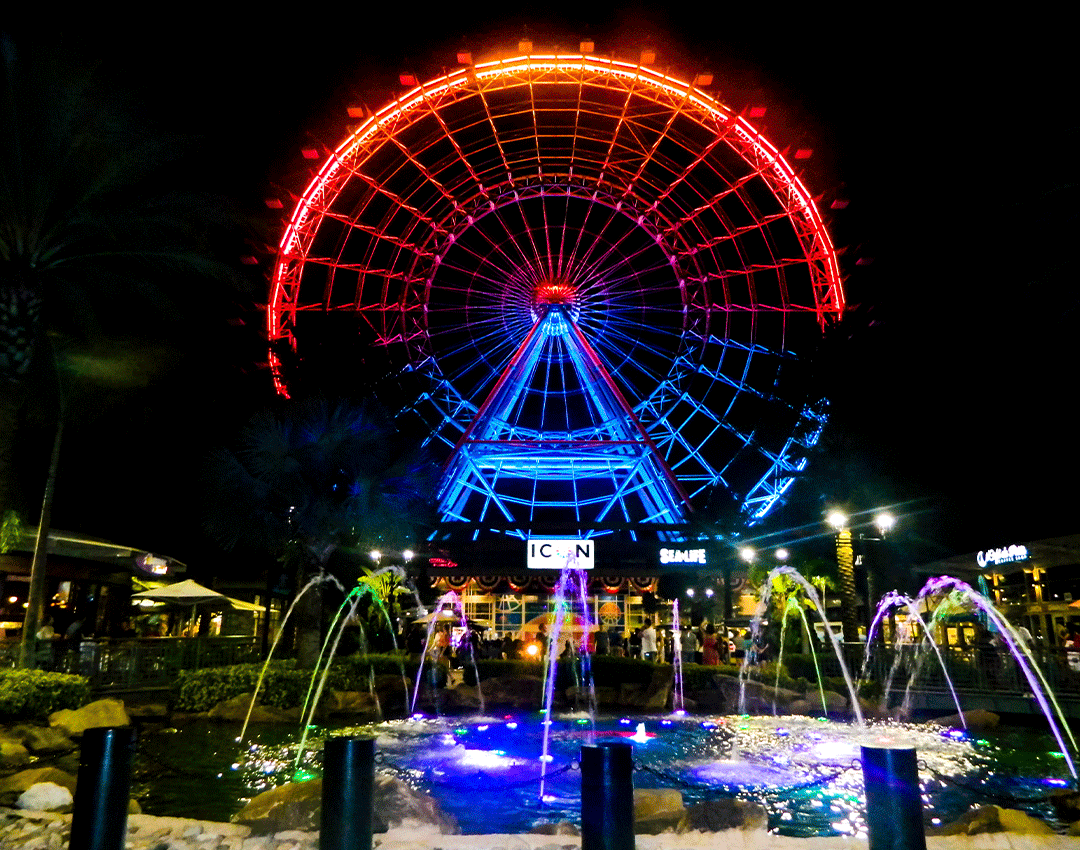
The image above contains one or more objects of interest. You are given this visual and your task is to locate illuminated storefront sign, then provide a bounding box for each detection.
[976,545,1029,568]
[659,547,707,565]
[527,539,594,570]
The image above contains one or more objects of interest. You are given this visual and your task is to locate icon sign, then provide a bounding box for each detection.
[527,539,594,570]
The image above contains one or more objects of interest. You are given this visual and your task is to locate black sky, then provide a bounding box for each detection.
[18,9,1075,569]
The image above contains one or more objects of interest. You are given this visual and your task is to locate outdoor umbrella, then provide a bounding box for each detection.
[131,580,230,606]
[412,609,491,629]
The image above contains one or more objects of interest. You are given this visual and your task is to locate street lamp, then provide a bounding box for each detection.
[826,511,859,646]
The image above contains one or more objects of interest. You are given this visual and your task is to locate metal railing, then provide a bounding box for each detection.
[0,636,263,692]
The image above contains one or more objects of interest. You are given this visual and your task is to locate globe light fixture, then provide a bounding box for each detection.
[826,510,848,531]
[873,513,896,536]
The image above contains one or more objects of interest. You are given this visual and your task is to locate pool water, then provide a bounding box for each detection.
[132,715,1075,836]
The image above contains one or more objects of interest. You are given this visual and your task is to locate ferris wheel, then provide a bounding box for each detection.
[269,54,844,539]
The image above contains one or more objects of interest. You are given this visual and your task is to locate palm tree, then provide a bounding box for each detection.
[203,399,434,668]
[0,38,232,664]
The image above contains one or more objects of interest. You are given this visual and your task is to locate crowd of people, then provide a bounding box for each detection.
[405,619,769,668]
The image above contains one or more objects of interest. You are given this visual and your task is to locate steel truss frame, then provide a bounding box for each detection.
[268,54,844,537]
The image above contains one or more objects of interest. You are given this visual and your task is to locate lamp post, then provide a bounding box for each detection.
[827,510,897,647]
[827,511,860,647]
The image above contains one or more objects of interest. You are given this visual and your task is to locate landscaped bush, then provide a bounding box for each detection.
[0,669,91,719]
[173,654,420,712]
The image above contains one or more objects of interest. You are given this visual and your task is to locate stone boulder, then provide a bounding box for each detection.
[928,708,999,731]
[48,698,130,736]
[232,778,323,834]
[232,774,458,836]
[207,694,299,724]
[0,767,77,806]
[684,688,729,713]
[1050,789,1080,822]
[10,724,75,754]
[324,690,379,716]
[126,703,170,720]
[16,782,73,812]
[444,684,483,712]
[677,799,768,833]
[0,736,31,768]
[642,665,675,711]
[478,675,543,709]
[372,774,459,834]
[529,820,580,835]
[926,805,1053,836]
[635,788,685,834]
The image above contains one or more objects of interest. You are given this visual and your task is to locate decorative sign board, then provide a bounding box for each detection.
[527,539,594,570]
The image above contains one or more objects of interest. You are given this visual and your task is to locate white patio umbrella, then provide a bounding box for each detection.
[131,579,229,606]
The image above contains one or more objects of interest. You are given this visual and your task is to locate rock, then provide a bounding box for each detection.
[642,665,675,711]
[478,675,544,709]
[676,799,768,833]
[16,782,72,812]
[324,690,377,715]
[618,682,647,706]
[926,804,1053,836]
[0,767,78,803]
[997,807,1055,834]
[1068,819,1080,837]
[635,788,685,834]
[529,821,580,835]
[232,779,323,834]
[1050,789,1080,822]
[231,774,458,836]
[207,694,296,724]
[928,708,1000,731]
[10,724,76,754]
[127,703,170,719]
[48,698,130,736]
[444,684,483,711]
[0,737,31,768]
[820,690,849,713]
[372,774,459,834]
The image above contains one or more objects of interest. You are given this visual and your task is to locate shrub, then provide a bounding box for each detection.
[0,669,91,719]
[172,654,420,712]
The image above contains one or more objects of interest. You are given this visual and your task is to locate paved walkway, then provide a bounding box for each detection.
[2,810,1078,850]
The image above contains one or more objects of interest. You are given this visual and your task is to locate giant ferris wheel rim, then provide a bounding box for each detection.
[269,53,843,371]
[267,51,845,529]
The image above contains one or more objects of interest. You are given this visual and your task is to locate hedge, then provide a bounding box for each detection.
[0,669,91,719]
[173,654,418,712]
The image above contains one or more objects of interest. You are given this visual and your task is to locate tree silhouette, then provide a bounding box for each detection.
[203,398,434,667]
[0,37,232,663]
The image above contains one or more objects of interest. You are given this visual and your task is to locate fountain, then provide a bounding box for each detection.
[410,590,485,717]
[538,559,596,798]
[772,595,830,716]
[863,590,967,726]
[671,599,685,713]
[741,566,864,723]
[149,565,1079,837]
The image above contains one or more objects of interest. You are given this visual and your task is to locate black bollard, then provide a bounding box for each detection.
[861,745,926,850]
[69,726,137,850]
[320,736,375,850]
[581,741,634,850]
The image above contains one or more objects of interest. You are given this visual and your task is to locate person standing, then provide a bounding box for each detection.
[681,623,698,665]
[701,624,719,666]
[640,621,657,662]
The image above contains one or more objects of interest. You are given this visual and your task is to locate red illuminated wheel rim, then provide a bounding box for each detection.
[269,55,843,525]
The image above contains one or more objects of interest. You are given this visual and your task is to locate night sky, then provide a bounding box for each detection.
[11,10,1075,575]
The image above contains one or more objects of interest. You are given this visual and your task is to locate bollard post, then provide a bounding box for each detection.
[580,741,634,850]
[320,736,375,850]
[861,745,926,850]
[69,726,137,850]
